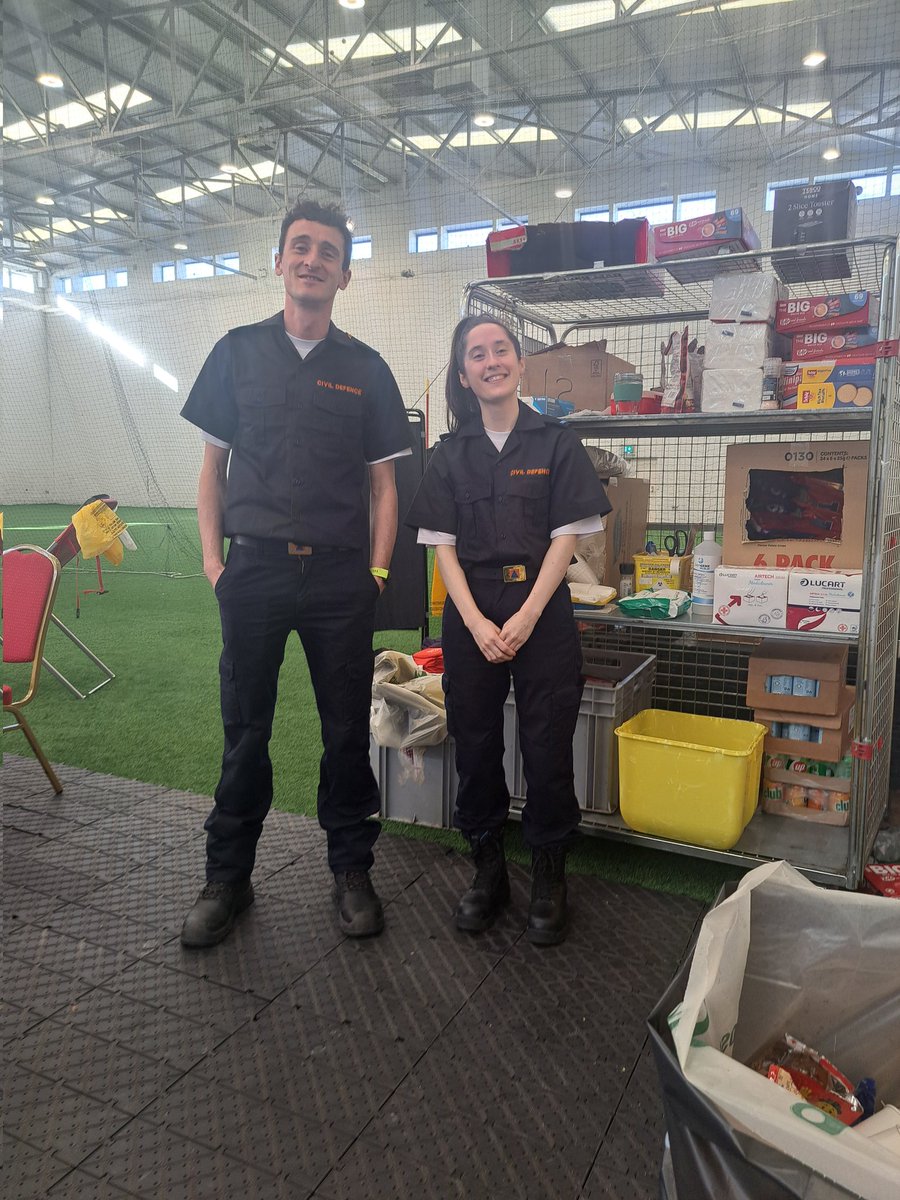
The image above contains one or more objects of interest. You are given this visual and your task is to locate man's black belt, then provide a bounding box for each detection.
[468,564,530,582]
[231,535,348,556]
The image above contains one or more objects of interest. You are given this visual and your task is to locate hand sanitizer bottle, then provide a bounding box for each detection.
[692,530,722,610]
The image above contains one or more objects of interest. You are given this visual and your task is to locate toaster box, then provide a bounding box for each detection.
[772,180,858,249]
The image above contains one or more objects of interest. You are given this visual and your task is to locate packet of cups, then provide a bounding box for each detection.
[568,581,617,607]
[617,588,690,619]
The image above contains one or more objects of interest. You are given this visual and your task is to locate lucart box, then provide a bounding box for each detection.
[722,440,869,570]
[787,569,862,634]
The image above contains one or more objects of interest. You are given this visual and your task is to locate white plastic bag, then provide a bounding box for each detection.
[670,860,900,1200]
[370,650,447,750]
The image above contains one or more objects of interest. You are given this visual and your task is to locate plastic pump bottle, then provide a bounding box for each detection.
[692,531,722,609]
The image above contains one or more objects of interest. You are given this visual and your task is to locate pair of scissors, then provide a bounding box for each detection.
[664,528,689,556]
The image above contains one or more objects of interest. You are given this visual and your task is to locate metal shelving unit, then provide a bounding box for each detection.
[465,236,900,889]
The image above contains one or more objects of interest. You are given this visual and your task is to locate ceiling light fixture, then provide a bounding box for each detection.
[36,72,64,88]
[173,242,188,250]
[219,162,240,174]
[821,146,841,161]
[33,259,47,267]
[338,0,366,9]
[35,194,55,206]
[473,113,495,128]
[555,187,573,199]
[803,48,827,67]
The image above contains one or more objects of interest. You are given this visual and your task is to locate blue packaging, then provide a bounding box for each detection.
[791,676,820,698]
[531,396,575,418]
[767,674,794,695]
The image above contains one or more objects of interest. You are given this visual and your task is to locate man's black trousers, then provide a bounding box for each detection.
[441,576,583,848]
[205,540,381,882]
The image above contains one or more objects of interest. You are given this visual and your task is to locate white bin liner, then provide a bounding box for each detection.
[670,860,900,1200]
[370,650,447,751]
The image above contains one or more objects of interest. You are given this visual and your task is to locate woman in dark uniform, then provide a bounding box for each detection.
[407,316,610,945]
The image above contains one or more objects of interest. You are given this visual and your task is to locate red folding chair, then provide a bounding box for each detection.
[2,545,64,793]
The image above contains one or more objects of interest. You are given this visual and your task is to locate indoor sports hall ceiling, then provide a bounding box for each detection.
[3,0,899,265]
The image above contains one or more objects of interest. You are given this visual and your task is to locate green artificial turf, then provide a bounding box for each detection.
[3,503,745,904]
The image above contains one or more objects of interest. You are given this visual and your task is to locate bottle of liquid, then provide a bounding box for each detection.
[691,530,722,610]
[618,563,636,598]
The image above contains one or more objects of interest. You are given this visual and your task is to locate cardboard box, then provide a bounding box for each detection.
[746,639,848,715]
[634,553,691,592]
[772,181,857,281]
[713,566,788,627]
[775,290,878,335]
[756,685,855,762]
[709,272,786,323]
[704,322,785,370]
[780,361,876,411]
[601,476,650,591]
[701,368,763,414]
[772,181,858,249]
[786,567,863,635]
[760,777,850,825]
[863,863,900,899]
[790,328,879,361]
[722,440,869,570]
[521,340,634,412]
[652,207,760,261]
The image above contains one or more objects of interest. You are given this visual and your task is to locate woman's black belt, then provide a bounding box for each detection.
[231,535,348,556]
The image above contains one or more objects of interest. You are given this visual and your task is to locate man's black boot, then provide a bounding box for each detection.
[180,880,254,948]
[527,846,568,946]
[456,831,511,933]
[333,871,384,937]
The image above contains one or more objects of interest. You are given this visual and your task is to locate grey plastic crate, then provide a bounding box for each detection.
[370,737,457,828]
[505,648,656,815]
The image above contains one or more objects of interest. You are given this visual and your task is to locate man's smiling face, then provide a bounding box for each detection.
[275,219,351,310]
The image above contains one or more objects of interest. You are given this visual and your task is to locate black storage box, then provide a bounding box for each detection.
[771,181,858,284]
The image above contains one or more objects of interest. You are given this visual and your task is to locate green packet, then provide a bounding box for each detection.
[617,588,691,620]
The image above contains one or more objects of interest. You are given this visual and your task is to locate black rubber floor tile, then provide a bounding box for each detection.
[386,869,530,957]
[5,923,136,985]
[3,827,46,857]
[3,883,65,925]
[51,985,232,1070]
[151,888,342,990]
[364,1095,596,1198]
[44,903,167,958]
[0,1001,47,1045]
[3,957,94,1016]
[6,792,114,826]
[62,821,187,861]
[23,839,138,884]
[145,838,208,877]
[313,1136,520,1200]
[4,1063,133,1164]
[3,1132,78,1199]
[46,1170,144,1198]
[2,856,99,901]
[258,860,337,908]
[590,1049,667,1186]
[395,1045,618,1155]
[284,954,459,1045]
[2,805,83,839]
[109,958,269,1030]
[139,1072,357,1191]
[198,1018,409,1127]
[436,1010,644,1112]
[9,1019,182,1114]
[83,873,202,934]
[578,1162,657,1200]
[77,1118,312,1198]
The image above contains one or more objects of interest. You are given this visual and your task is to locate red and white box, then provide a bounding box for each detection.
[790,328,880,362]
[652,208,759,262]
[787,568,862,635]
[863,863,900,900]
[775,291,878,335]
[713,566,788,628]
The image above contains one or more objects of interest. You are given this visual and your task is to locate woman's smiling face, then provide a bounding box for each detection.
[458,322,524,407]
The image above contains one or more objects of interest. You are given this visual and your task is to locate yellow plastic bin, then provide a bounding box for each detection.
[614,710,767,850]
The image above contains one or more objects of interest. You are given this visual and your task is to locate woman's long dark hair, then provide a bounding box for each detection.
[445,315,524,433]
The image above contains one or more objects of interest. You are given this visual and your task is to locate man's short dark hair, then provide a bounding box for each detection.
[278,198,353,269]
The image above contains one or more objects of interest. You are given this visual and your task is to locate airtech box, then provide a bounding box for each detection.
[722,440,868,571]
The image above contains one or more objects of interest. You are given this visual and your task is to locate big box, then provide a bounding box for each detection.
[721,440,869,571]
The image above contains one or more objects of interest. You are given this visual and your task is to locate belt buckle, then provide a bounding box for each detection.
[287,542,313,556]
[502,564,527,583]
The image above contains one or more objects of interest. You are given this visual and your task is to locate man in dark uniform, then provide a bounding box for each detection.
[179,197,411,947]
